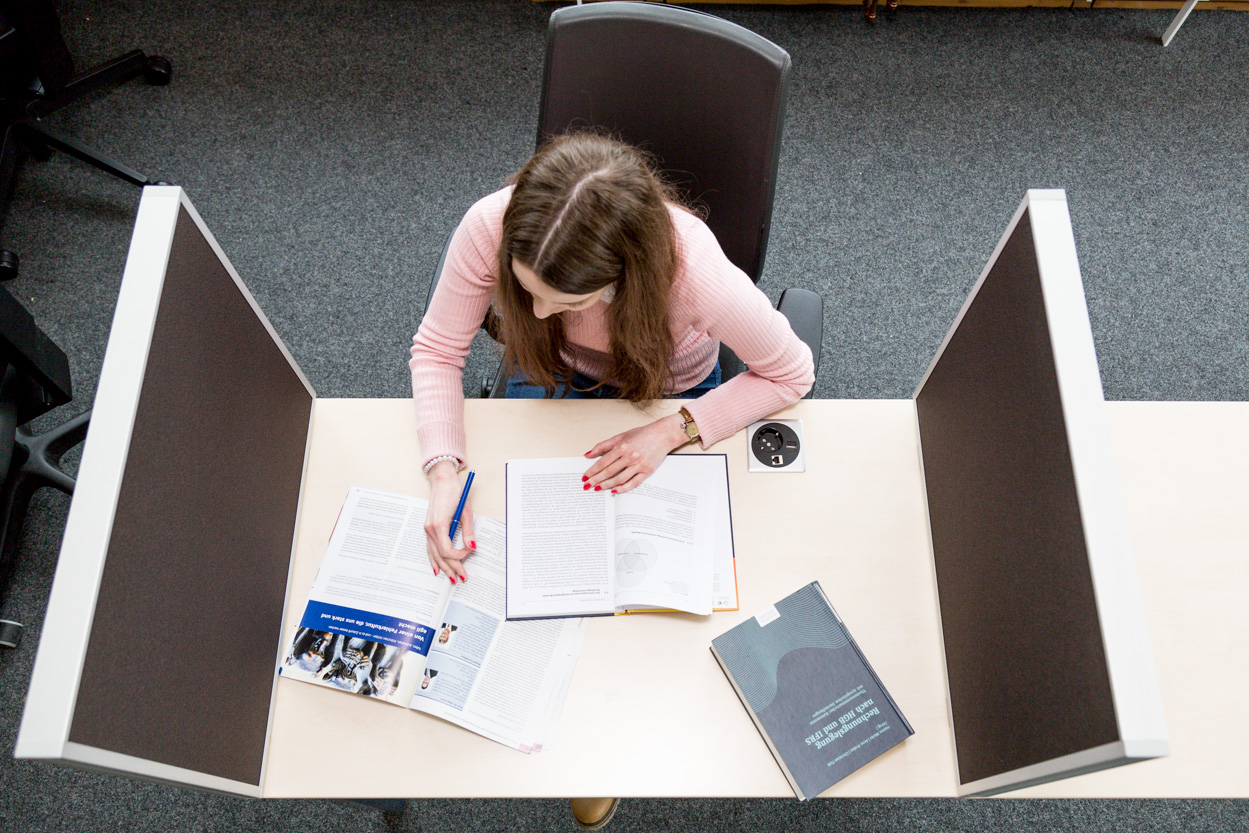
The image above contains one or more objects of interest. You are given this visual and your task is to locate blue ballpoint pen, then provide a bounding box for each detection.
[448,470,475,544]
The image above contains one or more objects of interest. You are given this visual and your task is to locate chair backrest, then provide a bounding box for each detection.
[537,2,790,284]
[0,1,74,96]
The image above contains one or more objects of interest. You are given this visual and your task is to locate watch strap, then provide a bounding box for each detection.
[678,406,699,441]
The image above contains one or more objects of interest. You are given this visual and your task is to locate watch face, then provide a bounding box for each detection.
[680,408,698,439]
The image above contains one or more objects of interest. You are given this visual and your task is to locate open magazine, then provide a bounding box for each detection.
[280,485,586,753]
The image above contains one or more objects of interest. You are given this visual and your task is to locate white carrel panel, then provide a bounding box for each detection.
[914,190,1167,797]
[16,187,315,796]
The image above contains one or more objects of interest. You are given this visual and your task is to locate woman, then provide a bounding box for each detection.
[411,133,814,583]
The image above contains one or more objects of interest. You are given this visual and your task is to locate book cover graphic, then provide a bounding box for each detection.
[712,582,913,799]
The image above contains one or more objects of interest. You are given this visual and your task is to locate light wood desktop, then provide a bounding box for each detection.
[263,398,1248,799]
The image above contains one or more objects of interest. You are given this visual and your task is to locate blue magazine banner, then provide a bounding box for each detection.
[299,600,434,656]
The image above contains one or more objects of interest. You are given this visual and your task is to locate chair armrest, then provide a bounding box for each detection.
[422,227,457,318]
[718,288,823,397]
[776,287,823,397]
[424,227,506,399]
[423,227,502,343]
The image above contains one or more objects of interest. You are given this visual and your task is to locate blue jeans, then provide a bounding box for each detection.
[505,361,722,399]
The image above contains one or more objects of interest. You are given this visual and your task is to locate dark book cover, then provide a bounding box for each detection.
[711,582,914,799]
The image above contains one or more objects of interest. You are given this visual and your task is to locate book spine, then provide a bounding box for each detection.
[709,645,807,801]
[719,455,739,609]
[504,462,510,621]
[504,611,615,622]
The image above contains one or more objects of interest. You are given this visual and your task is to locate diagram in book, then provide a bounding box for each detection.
[615,538,658,588]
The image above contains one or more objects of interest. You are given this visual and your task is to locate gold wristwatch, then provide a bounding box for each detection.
[678,406,700,442]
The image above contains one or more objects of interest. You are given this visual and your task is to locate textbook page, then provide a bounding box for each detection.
[280,486,453,705]
[408,515,587,752]
[506,457,616,619]
[507,455,732,618]
[610,455,721,615]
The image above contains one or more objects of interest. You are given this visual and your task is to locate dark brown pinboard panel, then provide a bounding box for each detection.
[69,207,312,786]
[916,209,1119,787]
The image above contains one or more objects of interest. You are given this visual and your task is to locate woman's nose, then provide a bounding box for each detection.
[533,298,558,319]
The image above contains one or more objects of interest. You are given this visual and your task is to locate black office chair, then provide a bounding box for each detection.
[423,1,822,398]
[0,286,88,648]
[0,0,171,279]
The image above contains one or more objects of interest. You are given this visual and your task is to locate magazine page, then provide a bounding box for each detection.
[280,486,453,704]
[528,630,586,752]
[610,455,721,615]
[409,515,587,752]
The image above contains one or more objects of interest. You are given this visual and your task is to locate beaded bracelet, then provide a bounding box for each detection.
[422,455,461,475]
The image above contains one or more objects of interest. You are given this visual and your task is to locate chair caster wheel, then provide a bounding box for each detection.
[0,619,23,649]
[0,250,18,281]
[144,56,173,86]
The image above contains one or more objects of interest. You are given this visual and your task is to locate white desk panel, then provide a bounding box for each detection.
[262,399,1248,799]
[264,398,954,798]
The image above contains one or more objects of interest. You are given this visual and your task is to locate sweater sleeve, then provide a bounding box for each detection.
[409,189,509,470]
[676,218,815,447]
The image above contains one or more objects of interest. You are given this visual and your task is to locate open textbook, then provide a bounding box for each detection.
[280,485,586,753]
[505,454,737,620]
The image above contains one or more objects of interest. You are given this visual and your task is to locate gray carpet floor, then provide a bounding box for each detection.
[0,1,1246,831]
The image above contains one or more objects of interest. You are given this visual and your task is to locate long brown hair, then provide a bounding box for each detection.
[495,133,678,402]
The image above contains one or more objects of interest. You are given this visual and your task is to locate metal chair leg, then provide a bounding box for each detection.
[17,120,155,188]
[0,409,90,649]
[1162,0,1202,46]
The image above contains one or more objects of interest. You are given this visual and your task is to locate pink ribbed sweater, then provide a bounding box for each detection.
[410,187,814,469]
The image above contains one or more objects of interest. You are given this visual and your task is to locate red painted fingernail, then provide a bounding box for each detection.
[594,485,601,491]
[583,483,590,490]
[581,475,588,482]
[450,576,456,585]
[471,540,477,549]
[611,489,617,494]
[433,567,438,576]
[461,575,467,583]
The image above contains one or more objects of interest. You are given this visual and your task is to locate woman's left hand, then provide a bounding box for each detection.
[582,414,688,494]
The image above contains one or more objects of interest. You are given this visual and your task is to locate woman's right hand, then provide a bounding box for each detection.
[424,461,476,584]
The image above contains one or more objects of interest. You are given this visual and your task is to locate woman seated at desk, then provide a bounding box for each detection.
[410,132,813,584]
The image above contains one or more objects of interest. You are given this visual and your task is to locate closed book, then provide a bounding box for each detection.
[710,581,914,799]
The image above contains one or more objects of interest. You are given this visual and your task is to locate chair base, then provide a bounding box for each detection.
[0,40,172,278]
[0,618,21,648]
[0,408,89,649]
